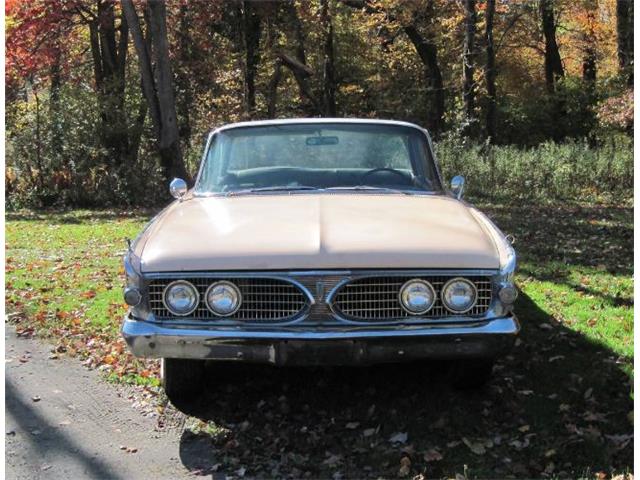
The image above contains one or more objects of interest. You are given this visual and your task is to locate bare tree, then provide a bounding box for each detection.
[121,0,188,184]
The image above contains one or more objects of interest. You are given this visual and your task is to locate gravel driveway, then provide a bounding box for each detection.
[5,326,195,480]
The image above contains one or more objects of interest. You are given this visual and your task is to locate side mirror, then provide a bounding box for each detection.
[169,178,188,200]
[450,175,465,200]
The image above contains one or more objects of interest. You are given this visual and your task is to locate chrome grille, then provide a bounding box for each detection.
[332,276,492,321]
[148,278,308,322]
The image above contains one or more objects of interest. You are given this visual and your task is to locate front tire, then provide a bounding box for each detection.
[161,358,205,402]
[450,358,495,389]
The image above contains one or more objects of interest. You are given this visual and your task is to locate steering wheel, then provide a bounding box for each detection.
[359,167,408,185]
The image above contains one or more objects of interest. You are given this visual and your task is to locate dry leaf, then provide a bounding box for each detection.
[423,448,443,462]
[462,437,486,455]
[398,456,411,477]
[389,432,408,444]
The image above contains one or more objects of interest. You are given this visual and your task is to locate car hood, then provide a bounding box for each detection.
[138,194,500,272]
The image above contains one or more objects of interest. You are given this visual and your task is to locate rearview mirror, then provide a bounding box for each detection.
[170,178,188,200]
[450,175,465,200]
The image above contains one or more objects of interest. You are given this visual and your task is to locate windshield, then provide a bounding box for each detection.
[195,123,441,195]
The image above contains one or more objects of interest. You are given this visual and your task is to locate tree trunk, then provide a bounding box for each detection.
[88,0,132,169]
[339,0,445,134]
[279,1,320,115]
[484,0,497,143]
[49,40,64,163]
[320,0,337,116]
[283,0,307,64]
[616,0,633,86]
[462,0,477,129]
[582,1,597,86]
[403,24,445,134]
[175,3,193,143]
[122,0,188,184]
[242,0,261,115]
[539,0,564,93]
[267,59,283,118]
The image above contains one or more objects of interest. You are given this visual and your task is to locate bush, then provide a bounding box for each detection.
[435,132,633,203]
[5,84,167,209]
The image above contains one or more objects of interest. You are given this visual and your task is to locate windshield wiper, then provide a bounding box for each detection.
[226,185,319,196]
[324,185,414,195]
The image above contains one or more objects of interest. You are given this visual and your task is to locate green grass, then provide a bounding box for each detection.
[5,202,633,478]
[5,210,155,380]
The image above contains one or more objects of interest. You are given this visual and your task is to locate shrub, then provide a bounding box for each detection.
[435,133,633,203]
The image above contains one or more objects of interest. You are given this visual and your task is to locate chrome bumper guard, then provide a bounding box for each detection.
[121,314,519,365]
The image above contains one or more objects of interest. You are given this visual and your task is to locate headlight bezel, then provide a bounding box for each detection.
[398,279,436,315]
[441,277,478,314]
[162,280,200,316]
[205,280,242,317]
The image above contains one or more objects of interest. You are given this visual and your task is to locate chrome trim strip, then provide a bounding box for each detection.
[121,313,520,361]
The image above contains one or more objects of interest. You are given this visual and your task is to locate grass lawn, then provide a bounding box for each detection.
[5,201,633,478]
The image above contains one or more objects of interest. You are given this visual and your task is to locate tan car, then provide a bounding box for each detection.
[122,119,519,400]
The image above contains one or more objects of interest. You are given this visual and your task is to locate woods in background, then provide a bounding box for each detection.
[5,0,634,207]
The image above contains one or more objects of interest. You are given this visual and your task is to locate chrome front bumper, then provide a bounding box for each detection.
[121,314,519,365]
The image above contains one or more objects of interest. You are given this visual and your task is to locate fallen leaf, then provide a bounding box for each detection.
[345,422,360,430]
[398,456,411,477]
[389,432,408,444]
[423,448,443,462]
[462,437,486,455]
[323,454,341,467]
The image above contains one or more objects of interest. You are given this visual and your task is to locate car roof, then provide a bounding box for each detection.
[209,118,428,135]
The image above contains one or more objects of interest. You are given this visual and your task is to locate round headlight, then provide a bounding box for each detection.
[163,280,199,316]
[205,281,242,316]
[442,278,477,313]
[399,279,436,315]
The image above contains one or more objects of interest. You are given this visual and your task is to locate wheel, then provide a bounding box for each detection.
[450,358,495,389]
[161,358,205,402]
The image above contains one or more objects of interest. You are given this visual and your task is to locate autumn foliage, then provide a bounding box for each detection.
[5,0,633,208]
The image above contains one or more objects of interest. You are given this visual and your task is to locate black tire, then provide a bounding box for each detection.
[450,358,495,389]
[161,358,205,403]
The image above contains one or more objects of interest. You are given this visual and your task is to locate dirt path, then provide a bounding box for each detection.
[5,325,194,480]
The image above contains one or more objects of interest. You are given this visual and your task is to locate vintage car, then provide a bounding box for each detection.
[122,118,518,400]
